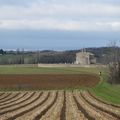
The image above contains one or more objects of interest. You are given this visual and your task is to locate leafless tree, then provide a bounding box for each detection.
[108,40,120,84]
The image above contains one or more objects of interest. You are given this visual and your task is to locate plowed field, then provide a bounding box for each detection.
[0,74,99,89]
[0,91,120,120]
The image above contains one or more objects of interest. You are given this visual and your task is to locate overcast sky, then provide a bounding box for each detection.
[0,0,120,50]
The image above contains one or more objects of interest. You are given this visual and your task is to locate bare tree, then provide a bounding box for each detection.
[108,40,120,84]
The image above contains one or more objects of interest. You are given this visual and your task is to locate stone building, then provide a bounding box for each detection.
[75,52,96,65]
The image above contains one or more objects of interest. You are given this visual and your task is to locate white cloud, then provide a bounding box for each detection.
[0,19,120,31]
[0,2,120,19]
[0,0,120,31]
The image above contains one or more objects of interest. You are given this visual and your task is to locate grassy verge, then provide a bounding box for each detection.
[90,71,120,105]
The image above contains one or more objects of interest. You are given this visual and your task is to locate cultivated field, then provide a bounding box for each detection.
[0,90,120,120]
[0,65,120,120]
[0,74,99,89]
[0,66,120,104]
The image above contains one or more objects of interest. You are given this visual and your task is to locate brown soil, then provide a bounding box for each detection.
[0,74,100,90]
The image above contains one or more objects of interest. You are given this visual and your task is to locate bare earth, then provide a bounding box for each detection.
[0,91,120,120]
[0,74,99,89]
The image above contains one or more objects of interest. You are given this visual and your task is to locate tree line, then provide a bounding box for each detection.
[0,51,75,64]
[1,47,120,65]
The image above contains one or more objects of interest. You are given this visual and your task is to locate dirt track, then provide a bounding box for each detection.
[0,74,99,89]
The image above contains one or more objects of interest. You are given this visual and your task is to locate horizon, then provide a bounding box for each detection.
[1,45,120,52]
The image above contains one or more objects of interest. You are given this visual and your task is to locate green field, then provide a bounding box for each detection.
[0,65,120,105]
[0,65,105,74]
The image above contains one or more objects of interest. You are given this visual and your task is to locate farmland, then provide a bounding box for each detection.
[0,90,120,120]
[0,65,120,119]
[0,65,104,74]
[0,66,120,104]
[0,74,99,90]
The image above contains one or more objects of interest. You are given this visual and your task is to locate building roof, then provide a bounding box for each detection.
[76,52,94,56]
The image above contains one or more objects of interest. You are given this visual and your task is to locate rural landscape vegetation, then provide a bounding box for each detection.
[0,0,120,120]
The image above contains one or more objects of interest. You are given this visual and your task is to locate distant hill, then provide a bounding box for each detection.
[0,47,119,65]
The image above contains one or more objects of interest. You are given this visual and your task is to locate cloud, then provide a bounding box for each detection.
[0,0,33,6]
[0,1,120,19]
[0,0,120,31]
[0,19,120,31]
